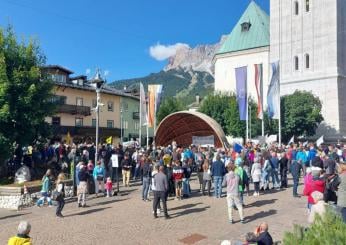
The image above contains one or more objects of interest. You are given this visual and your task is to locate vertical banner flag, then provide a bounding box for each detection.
[148,85,156,128]
[267,61,280,119]
[154,84,163,113]
[235,66,248,121]
[254,64,263,119]
[139,82,147,126]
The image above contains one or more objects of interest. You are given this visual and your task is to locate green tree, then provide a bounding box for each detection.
[0,26,55,158]
[157,97,185,123]
[280,90,323,141]
[283,208,346,245]
[199,93,262,138]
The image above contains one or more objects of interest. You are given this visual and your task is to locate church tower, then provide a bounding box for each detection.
[270,0,346,137]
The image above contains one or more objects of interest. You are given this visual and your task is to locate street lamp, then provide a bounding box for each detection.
[91,69,105,165]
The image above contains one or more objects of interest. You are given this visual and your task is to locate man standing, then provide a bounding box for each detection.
[121,154,132,187]
[212,155,226,198]
[172,160,184,200]
[290,160,302,197]
[153,166,169,219]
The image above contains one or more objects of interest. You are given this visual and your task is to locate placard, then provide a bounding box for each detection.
[111,154,119,168]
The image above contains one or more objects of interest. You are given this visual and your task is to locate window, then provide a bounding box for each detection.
[305,54,310,69]
[306,0,310,12]
[50,95,66,105]
[123,102,128,112]
[107,101,114,112]
[92,119,96,127]
[294,1,299,15]
[134,121,139,131]
[123,120,128,129]
[241,22,251,32]
[76,97,83,106]
[107,120,114,128]
[294,56,299,70]
[75,118,83,127]
[52,117,61,126]
[92,99,97,108]
[51,74,66,83]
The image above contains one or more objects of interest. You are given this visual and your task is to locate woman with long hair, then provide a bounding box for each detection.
[55,173,65,218]
[202,159,212,196]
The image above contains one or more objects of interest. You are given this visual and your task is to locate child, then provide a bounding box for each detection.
[105,177,113,197]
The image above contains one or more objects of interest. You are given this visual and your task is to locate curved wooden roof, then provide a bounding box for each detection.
[155,111,228,148]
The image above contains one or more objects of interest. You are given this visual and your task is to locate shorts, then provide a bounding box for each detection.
[174,180,182,189]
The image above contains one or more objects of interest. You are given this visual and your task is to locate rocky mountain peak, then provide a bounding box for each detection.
[163,36,227,75]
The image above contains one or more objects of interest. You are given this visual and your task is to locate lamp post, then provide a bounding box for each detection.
[91,69,105,165]
[120,107,123,144]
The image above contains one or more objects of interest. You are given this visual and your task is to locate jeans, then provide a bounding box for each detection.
[254,182,260,193]
[56,196,65,215]
[182,178,190,196]
[142,177,150,200]
[37,192,52,206]
[280,169,288,188]
[214,176,223,198]
[95,178,104,194]
[239,191,244,205]
[261,171,269,189]
[133,166,140,180]
[202,180,211,195]
[272,169,280,188]
[153,191,168,216]
[227,194,244,221]
[293,178,299,196]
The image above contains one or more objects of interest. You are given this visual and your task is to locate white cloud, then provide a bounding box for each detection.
[149,42,190,61]
[86,68,91,75]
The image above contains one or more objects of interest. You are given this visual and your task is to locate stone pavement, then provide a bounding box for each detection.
[0,175,308,245]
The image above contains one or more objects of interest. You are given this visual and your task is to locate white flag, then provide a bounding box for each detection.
[288,136,294,145]
[139,82,147,126]
[316,135,324,147]
[267,62,280,119]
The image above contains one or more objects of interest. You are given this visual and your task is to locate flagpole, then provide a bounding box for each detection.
[154,88,157,143]
[278,64,282,146]
[249,105,252,141]
[146,91,149,149]
[139,82,142,147]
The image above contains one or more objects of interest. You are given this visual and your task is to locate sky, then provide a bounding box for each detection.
[0,0,269,81]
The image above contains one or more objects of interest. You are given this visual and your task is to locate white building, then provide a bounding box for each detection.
[215,0,346,138]
[270,0,346,137]
[214,1,270,110]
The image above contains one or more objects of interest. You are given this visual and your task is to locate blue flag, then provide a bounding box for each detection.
[234,143,243,153]
[235,66,247,121]
[267,62,280,119]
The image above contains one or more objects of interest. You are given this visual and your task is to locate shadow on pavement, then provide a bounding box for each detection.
[170,206,210,218]
[246,199,278,208]
[65,207,111,217]
[0,212,31,220]
[96,198,129,206]
[169,202,203,211]
[245,209,277,223]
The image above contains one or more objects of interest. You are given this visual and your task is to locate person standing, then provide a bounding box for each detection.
[172,160,184,200]
[202,159,212,196]
[93,161,105,197]
[141,156,152,201]
[182,159,192,198]
[279,152,289,188]
[225,164,244,224]
[55,173,65,218]
[121,154,132,187]
[211,155,226,198]
[251,157,262,196]
[290,160,302,197]
[153,166,169,219]
[105,177,113,197]
[77,165,89,207]
[337,162,346,222]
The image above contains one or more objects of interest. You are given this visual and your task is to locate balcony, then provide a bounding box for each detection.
[52,125,121,138]
[133,112,140,119]
[56,104,91,116]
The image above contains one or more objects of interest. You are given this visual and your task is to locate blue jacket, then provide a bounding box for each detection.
[296,151,307,164]
[93,165,105,179]
[271,157,279,169]
[307,148,317,162]
[211,160,226,177]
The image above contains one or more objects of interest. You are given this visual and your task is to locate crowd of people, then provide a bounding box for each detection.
[6,139,346,244]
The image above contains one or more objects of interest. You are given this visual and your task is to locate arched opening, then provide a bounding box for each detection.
[155,111,228,148]
[305,54,310,69]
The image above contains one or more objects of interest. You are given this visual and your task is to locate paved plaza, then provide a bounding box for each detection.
[0,175,308,245]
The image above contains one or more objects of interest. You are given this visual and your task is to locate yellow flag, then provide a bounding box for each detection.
[66,131,72,145]
[106,136,112,144]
